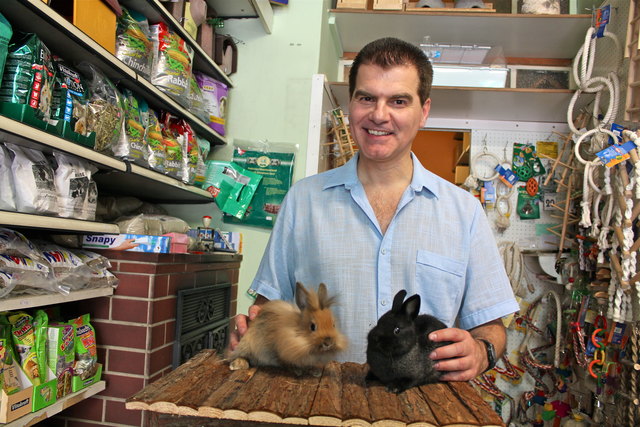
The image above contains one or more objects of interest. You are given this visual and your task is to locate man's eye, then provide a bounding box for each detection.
[392,99,407,106]
[359,96,373,102]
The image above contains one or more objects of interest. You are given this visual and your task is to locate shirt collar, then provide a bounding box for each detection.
[323,152,440,199]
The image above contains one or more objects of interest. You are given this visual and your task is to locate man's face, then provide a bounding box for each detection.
[348,63,431,164]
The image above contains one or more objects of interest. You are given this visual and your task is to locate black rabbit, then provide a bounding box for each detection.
[366,290,451,393]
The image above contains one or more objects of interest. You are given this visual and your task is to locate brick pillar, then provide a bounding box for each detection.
[54,251,241,426]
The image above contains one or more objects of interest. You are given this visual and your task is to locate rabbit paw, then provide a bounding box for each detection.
[229,357,250,370]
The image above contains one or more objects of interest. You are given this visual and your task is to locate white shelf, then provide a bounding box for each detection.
[5,381,106,427]
[327,81,591,123]
[0,288,115,312]
[0,0,226,147]
[0,212,118,235]
[206,0,274,33]
[329,10,592,59]
[121,0,233,87]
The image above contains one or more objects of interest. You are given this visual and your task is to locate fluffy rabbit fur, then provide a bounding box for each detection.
[366,290,451,393]
[228,282,347,375]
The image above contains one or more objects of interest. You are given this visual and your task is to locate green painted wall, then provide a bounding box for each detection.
[167,0,338,316]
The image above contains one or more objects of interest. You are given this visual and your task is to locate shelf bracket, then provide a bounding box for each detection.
[328,15,343,58]
[250,0,273,34]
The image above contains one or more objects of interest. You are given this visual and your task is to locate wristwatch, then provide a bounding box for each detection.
[477,338,497,373]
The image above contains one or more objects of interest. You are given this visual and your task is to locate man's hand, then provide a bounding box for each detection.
[427,328,487,381]
[228,300,265,351]
[428,319,506,381]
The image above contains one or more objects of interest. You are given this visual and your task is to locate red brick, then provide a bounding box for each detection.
[149,344,174,375]
[229,268,240,284]
[230,284,238,300]
[112,298,150,324]
[92,321,147,349]
[97,347,107,370]
[167,272,196,294]
[215,269,231,284]
[151,274,169,298]
[78,297,110,320]
[56,396,104,421]
[105,399,143,426]
[165,320,176,344]
[186,262,215,273]
[117,262,158,274]
[63,421,106,427]
[109,349,146,376]
[150,323,165,349]
[102,373,145,399]
[114,273,151,298]
[151,297,176,323]
[155,263,186,274]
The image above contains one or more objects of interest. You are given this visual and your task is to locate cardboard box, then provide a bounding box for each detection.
[0,359,32,423]
[72,364,102,393]
[373,0,405,10]
[73,0,117,54]
[82,234,171,253]
[163,232,189,254]
[214,231,242,253]
[336,0,374,9]
[32,378,57,411]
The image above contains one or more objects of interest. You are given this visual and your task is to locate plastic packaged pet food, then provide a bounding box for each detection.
[8,312,42,386]
[141,104,165,173]
[193,136,210,188]
[0,143,16,211]
[70,314,98,380]
[0,227,42,260]
[0,13,13,89]
[195,72,227,136]
[50,58,87,125]
[203,160,262,219]
[150,23,193,106]
[160,111,183,181]
[0,270,16,299]
[74,62,124,153]
[46,322,74,398]
[116,7,153,79]
[35,241,92,290]
[53,152,96,219]
[82,181,98,222]
[164,114,198,184]
[0,32,55,121]
[5,143,58,215]
[224,143,295,228]
[188,75,207,122]
[114,88,149,166]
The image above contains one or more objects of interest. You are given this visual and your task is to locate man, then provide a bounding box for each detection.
[230,37,519,381]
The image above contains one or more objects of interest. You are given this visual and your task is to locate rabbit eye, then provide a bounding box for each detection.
[393,327,400,335]
[310,322,317,332]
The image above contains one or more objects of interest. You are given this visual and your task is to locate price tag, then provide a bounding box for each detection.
[543,192,557,211]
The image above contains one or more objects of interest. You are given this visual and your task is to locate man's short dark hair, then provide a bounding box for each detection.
[348,37,433,105]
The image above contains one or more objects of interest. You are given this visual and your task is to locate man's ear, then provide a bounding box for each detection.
[420,98,431,127]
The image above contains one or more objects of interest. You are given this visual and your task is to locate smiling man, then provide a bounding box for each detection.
[230,37,519,381]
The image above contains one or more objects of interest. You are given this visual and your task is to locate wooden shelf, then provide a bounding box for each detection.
[327,81,591,123]
[120,0,233,87]
[5,381,106,427]
[329,9,592,59]
[0,211,118,235]
[0,0,227,147]
[0,288,114,312]
[0,116,214,204]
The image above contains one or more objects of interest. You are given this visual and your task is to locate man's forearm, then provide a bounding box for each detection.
[469,319,507,370]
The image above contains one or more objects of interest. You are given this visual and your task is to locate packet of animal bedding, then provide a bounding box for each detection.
[202,161,262,219]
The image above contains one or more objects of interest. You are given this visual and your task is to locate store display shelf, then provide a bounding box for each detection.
[120,0,233,87]
[327,81,590,124]
[0,211,118,234]
[0,0,226,147]
[4,381,106,427]
[206,0,274,34]
[329,10,591,59]
[0,289,114,313]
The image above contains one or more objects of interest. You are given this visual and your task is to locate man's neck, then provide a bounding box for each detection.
[357,153,414,188]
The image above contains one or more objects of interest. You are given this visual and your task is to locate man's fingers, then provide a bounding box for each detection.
[429,341,466,360]
[248,305,262,320]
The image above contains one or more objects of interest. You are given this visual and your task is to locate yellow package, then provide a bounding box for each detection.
[8,312,41,386]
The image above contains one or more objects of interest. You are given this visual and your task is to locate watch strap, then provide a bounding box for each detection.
[477,338,497,373]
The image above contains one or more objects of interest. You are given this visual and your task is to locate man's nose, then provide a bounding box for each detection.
[370,101,389,122]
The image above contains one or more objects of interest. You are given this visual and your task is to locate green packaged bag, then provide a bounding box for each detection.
[203,160,262,219]
[224,146,295,228]
[0,13,13,89]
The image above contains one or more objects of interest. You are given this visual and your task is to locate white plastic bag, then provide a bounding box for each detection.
[0,143,16,211]
[6,143,58,215]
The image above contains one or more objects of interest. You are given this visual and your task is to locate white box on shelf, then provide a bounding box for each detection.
[432,65,508,88]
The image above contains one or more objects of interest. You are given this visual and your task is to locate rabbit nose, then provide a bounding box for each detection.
[322,337,333,349]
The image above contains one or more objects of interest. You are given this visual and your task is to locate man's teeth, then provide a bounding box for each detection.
[368,129,390,136]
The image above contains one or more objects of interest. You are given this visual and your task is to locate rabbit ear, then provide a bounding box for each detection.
[402,294,421,320]
[317,283,328,302]
[295,282,310,310]
[392,290,408,312]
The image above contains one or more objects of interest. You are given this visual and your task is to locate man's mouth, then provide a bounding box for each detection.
[367,129,392,136]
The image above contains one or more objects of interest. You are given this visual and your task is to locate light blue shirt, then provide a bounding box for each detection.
[251,153,519,363]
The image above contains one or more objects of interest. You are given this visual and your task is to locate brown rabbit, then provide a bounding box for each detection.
[228,282,347,375]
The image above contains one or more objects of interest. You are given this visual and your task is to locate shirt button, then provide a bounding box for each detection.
[381,248,386,255]
[381,300,387,306]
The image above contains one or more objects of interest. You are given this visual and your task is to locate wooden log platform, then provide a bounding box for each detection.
[126,349,504,427]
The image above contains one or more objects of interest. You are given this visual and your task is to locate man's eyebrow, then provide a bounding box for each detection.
[353,89,374,98]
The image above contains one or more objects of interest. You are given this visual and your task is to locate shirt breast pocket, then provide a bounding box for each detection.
[415,250,465,326]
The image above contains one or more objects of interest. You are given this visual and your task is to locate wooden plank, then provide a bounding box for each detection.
[281,368,323,422]
[396,387,438,426]
[418,383,480,426]
[197,366,258,418]
[366,382,407,425]
[341,362,372,424]
[448,382,505,427]
[308,361,343,425]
